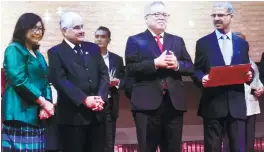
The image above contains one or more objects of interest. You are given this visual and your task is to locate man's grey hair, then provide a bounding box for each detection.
[213,2,234,14]
[60,12,82,29]
[144,1,166,17]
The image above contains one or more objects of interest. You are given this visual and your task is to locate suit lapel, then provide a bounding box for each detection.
[80,42,91,67]
[209,32,226,66]
[231,34,240,65]
[109,52,115,72]
[163,32,172,52]
[144,30,162,57]
[61,40,86,67]
[34,51,48,75]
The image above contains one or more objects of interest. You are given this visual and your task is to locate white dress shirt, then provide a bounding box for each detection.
[245,59,263,116]
[215,30,233,65]
[102,51,110,73]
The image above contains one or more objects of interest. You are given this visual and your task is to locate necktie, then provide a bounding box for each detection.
[154,35,167,91]
[74,45,85,62]
[221,35,231,65]
[154,35,164,53]
[74,45,82,56]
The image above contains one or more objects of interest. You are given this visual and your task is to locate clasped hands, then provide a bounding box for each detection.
[83,96,105,111]
[39,95,105,120]
[154,50,178,70]
[38,97,55,120]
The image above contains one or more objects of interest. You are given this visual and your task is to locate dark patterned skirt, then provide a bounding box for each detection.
[1,121,45,152]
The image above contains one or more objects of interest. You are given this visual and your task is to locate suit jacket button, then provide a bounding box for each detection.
[86,68,88,70]
[89,80,92,82]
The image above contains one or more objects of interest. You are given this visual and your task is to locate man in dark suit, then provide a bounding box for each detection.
[48,12,109,152]
[192,2,253,152]
[125,2,194,152]
[94,26,125,152]
[259,52,264,84]
[123,71,135,100]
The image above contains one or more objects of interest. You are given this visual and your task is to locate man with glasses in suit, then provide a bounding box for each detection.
[192,2,253,152]
[125,1,194,152]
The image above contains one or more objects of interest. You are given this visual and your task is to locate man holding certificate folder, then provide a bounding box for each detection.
[192,2,253,152]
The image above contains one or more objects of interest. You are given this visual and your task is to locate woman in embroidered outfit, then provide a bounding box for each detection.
[1,13,54,152]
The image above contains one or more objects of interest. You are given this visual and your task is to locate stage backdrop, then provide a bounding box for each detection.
[1,1,264,65]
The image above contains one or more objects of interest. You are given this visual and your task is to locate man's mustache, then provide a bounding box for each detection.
[214,21,223,24]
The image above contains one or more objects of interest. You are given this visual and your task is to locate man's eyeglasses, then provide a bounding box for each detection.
[146,12,170,18]
[211,13,232,18]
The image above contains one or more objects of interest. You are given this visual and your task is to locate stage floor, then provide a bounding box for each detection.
[115,122,264,144]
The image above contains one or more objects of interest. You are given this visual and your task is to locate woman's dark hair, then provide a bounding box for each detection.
[11,13,45,50]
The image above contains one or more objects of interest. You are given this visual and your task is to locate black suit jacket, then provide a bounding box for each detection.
[192,32,251,119]
[125,30,194,111]
[259,52,264,84]
[107,52,125,119]
[124,71,134,100]
[48,40,109,125]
